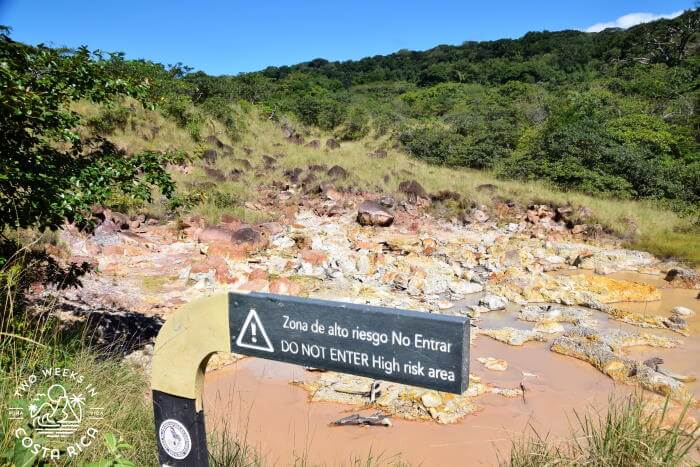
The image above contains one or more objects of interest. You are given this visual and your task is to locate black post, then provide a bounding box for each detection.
[152,390,209,466]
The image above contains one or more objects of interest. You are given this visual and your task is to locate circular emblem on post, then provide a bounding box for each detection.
[158,419,192,460]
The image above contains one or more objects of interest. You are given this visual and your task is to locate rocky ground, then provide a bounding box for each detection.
[33,178,700,424]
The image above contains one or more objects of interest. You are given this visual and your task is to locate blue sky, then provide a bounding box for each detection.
[0,1,693,75]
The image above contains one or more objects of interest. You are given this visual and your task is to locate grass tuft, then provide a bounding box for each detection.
[506,394,699,466]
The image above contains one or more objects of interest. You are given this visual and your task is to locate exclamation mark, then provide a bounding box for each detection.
[251,323,257,343]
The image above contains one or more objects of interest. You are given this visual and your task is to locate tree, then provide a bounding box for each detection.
[0,28,178,232]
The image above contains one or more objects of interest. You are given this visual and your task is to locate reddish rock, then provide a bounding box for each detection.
[248,268,269,281]
[207,242,247,260]
[239,279,270,293]
[259,222,284,236]
[219,214,240,224]
[198,226,235,243]
[300,249,328,266]
[269,278,301,296]
[190,259,216,274]
[421,238,438,255]
[526,209,540,224]
[102,245,125,256]
[326,138,340,150]
[354,241,381,251]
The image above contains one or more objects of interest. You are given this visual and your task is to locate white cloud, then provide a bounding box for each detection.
[584,10,684,33]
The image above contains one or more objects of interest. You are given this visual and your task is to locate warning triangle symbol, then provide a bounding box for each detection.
[236,309,274,352]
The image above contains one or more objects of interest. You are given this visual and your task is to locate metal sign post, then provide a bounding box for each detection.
[151,292,470,466]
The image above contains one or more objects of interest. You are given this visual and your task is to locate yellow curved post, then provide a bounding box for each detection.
[151,293,231,409]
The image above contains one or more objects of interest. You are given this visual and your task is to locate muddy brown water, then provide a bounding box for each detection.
[203,272,699,466]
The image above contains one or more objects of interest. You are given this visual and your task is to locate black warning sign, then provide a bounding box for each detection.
[228,292,469,394]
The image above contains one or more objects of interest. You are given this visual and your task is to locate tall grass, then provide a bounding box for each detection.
[506,394,699,466]
[210,113,699,263]
[74,100,699,263]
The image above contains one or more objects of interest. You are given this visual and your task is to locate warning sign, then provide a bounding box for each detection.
[228,293,469,394]
[235,309,274,352]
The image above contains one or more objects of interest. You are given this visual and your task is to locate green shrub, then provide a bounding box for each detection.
[87,106,131,134]
[0,29,179,232]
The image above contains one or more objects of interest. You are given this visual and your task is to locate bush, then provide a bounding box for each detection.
[335,107,370,140]
[200,96,242,140]
[87,105,131,134]
[161,94,203,139]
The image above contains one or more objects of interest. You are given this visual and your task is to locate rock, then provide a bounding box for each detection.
[202,149,217,164]
[238,279,270,293]
[503,250,521,268]
[206,242,247,260]
[269,278,301,296]
[326,138,340,149]
[97,208,130,229]
[203,167,226,181]
[300,249,327,266]
[94,219,120,237]
[479,294,508,311]
[262,155,276,167]
[567,275,661,303]
[398,180,429,203]
[664,268,700,289]
[242,146,254,155]
[290,133,305,145]
[420,391,443,408]
[232,158,252,170]
[378,196,395,208]
[662,315,689,334]
[449,281,483,296]
[205,135,225,148]
[327,165,348,179]
[357,201,394,227]
[430,190,461,203]
[519,305,593,326]
[368,149,387,158]
[232,227,263,246]
[471,209,489,223]
[534,322,566,334]
[672,306,695,317]
[571,224,589,235]
[551,327,690,401]
[305,139,321,149]
[198,226,235,244]
[477,357,508,371]
[480,327,547,346]
[594,263,615,275]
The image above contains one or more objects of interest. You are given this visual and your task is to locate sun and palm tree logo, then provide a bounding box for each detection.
[29,384,86,438]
